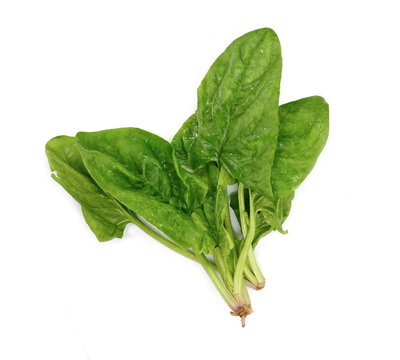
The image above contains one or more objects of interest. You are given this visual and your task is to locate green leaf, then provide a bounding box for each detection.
[172,28,282,197]
[272,96,329,198]
[230,96,328,238]
[75,128,209,251]
[45,136,131,241]
[252,97,328,234]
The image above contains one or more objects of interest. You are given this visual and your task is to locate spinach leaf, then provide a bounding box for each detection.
[172,28,282,197]
[272,96,329,198]
[253,97,328,234]
[230,96,328,239]
[75,128,212,252]
[254,96,329,234]
[253,96,328,238]
[45,136,132,241]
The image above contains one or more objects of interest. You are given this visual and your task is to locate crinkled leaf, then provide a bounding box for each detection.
[172,28,282,197]
[272,96,329,198]
[253,96,328,238]
[252,97,328,235]
[75,128,209,252]
[230,96,328,241]
[45,136,131,241]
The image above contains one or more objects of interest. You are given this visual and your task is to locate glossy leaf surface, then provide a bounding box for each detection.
[46,136,131,241]
[76,128,209,251]
[173,28,282,197]
[272,96,329,198]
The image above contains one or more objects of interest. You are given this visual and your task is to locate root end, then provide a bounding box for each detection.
[230,303,253,327]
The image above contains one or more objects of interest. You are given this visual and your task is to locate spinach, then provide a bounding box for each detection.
[46,28,329,326]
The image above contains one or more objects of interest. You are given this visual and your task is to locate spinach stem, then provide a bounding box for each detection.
[242,282,251,306]
[223,185,239,285]
[120,197,259,307]
[247,247,265,287]
[214,248,234,291]
[117,204,221,273]
[233,186,256,302]
[117,209,239,311]
[126,212,197,261]
[244,279,258,290]
[238,183,248,238]
[224,188,237,242]
[238,183,265,289]
[116,201,203,265]
[243,263,258,286]
[196,254,238,310]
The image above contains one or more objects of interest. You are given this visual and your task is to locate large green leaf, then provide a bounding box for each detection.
[230,96,328,240]
[45,136,132,241]
[272,96,329,198]
[172,28,282,197]
[253,97,328,234]
[75,128,211,251]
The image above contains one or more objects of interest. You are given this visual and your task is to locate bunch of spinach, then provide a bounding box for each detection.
[46,28,329,326]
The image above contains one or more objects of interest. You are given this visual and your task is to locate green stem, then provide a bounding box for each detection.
[247,246,265,287]
[212,178,238,292]
[233,186,256,303]
[129,213,197,261]
[243,263,258,287]
[242,282,251,306]
[238,183,249,238]
[238,184,266,289]
[196,254,238,310]
[224,189,237,242]
[214,247,234,291]
[116,191,258,309]
[115,202,211,267]
[244,279,258,290]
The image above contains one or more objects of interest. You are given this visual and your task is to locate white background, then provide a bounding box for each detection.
[1,1,399,359]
